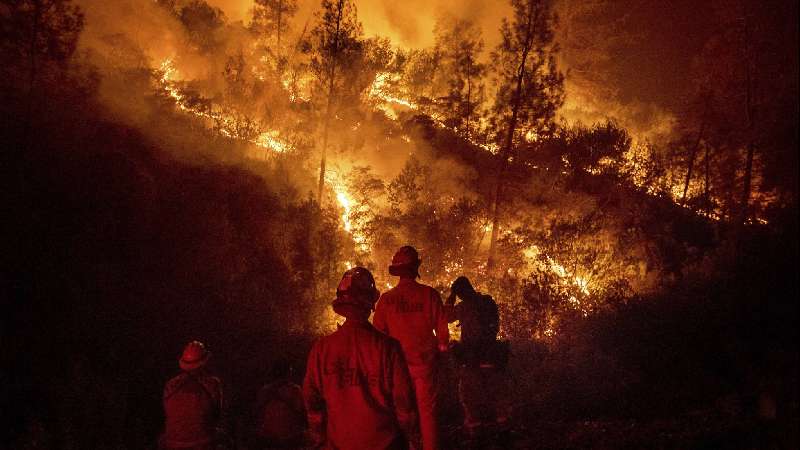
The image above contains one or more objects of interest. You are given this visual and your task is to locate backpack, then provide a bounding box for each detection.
[476,294,500,339]
[460,293,499,343]
[454,294,508,368]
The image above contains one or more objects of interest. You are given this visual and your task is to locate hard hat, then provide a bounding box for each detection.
[179,340,211,371]
[333,267,380,311]
[388,245,421,276]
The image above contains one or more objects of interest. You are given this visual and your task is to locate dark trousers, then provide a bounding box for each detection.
[458,365,511,426]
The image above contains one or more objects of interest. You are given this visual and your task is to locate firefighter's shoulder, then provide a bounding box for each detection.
[376,286,400,304]
[381,284,401,296]
[164,373,187,395]
[199,374,222,391]
[309,333,332,350]
[373,328,403,352]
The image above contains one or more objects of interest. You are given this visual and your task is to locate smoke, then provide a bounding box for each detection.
[70,0,717,191]
[206,0,252,20]
[70,0,478,188]
[75,0,184,64]
[560,78,677,144]
[73,0,698,148]
[199,0,507,48]
[350,0,505,48]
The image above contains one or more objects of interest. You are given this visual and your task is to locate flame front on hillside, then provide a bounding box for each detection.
[159,58,288,155]
[158,58,371,260]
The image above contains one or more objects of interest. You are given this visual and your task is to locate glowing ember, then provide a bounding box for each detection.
[255,131,288,153]
[574,276,590,296]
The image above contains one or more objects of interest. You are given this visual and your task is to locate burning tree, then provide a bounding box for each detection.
[252,0,298,51]
[175,0,225,54]
[431,15,487,139]
[310,0,364,203]
[2,0,798,446]
[486,0,564,271]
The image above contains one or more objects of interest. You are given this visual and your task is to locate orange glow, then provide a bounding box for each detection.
[159,58,288,154]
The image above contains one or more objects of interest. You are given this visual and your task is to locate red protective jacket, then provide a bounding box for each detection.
[373,279,449,369]
[303,319,420,450]
[162,371,222,448]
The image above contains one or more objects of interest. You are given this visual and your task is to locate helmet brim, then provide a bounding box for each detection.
[179,352,211,371]
[333,293,376,310]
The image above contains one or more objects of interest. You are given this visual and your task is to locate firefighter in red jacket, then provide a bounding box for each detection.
[373,246,449,450]
[160,341,225,450]
[303,267,421,450]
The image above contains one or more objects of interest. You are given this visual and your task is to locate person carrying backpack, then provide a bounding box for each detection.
[445,277,511,436]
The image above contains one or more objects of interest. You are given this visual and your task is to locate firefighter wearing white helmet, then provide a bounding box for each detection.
[303,267,421,450]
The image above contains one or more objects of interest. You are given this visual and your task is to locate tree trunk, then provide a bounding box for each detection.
[740,141,754,222]
[318,79,334,204]
[487,2,538,270]
[703,144,711,214]
[22,0,43,156]
[276,0,282,50]
[317,0,343,204]
[681,119,706,205]
[465,70,472,138]
[26,0,42,120]
[739,12,755,224]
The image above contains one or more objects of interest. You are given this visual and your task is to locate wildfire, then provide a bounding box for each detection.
[281,71,313,103]
[158,59,741,338]
[368,72,503,158]
[325,169,370,253]
[158,57,370,263]
[158,58,288,154]
[574,276,590,296]
[254,131,288,153]
[158,58,381,334]
[523,244,594,315]
[367,72,417,117]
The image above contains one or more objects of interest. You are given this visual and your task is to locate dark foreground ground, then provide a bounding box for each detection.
[4,337,797,450]
[446,413,797,450]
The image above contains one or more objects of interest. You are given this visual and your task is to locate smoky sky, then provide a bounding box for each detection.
[202,0,724,138]
[75,0,762,141]
[606,0,715,106]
